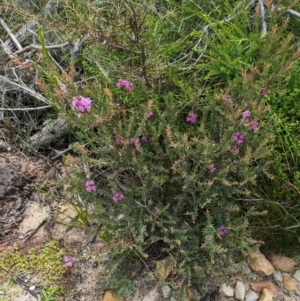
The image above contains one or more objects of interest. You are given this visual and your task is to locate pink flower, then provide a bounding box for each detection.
[112,191,124,203]
[261,86,267,96]
[218,225,228,236]
[63,256,70,263]
[72,95,93,117]
[186,112,197,124]
[116,79,133,92]
[222,95,232,103]
[115,136,124,145]
[62,83,70,93]
[233,131,246,144]
[146,111,153,119]
[250,120,259,132]
[242,110,251,118]
[85,180,96,192]
[97,242,104,249]
[229,145,239,155]
[134,138,140,152]
[209,165,216,173]
[141,135,148,142]
[63,256,77,267]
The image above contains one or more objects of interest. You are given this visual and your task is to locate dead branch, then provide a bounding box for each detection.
[26,116,71,148]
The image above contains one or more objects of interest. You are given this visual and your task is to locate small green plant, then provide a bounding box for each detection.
[41,288,59,301]
[0,241,68,296]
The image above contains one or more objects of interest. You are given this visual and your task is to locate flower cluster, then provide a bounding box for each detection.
[229,145,239,155]
[116,79,133,92]
[209,165,216,173]
[186,112,197,124]
[112,191,124,203]
[233,131,246,145]
[242,110,259,132]
[218,225,228,236]
[72,96,93,118]
[85,180,96,192]
[63,256,77,267]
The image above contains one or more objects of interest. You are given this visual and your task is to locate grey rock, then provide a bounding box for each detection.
[274,270,283,282]
[235,281,245,300]
[142,289,160,301]
[220,283,234,297]
[292,269,300,282]
[162,285,171,298]
[245,289,259,301]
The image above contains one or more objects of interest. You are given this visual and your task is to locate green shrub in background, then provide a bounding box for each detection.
[9,0,300,298]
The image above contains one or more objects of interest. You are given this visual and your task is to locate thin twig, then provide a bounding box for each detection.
[14,42,69,55]
[0,75,49,104]
[135,201,159,219]
[0,105,51,111]
[0,17,23,50]
[87,222,103,245]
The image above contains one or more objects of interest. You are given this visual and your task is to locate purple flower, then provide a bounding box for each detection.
[222,95,232,103]
[72,96,93,117]
[141,135,148,143]
[186,112,197,124]
[218,259,224,266]
[174,275,184,286]
[233,131,246,145]
[218,225,228,236]
[116,79,133,92]
[229,145,239,155]
[231,159,238,165]
[182,154,187,165]
[242,110,251,118]
[261,86,267,96]
[62,83,70,93]
[183,178,188,184]
[146,111,153,119]
[250,120,259,132]
[112,191,124,203]
[85,180,96,192]
[209,165,216,173]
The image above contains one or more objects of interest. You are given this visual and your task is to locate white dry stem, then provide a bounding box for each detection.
[259,0,267,37]
[0,75,50,105]
[287,8,300,19]
[0,17,23,51]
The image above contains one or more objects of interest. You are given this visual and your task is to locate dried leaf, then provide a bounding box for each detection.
[103,87,113,100]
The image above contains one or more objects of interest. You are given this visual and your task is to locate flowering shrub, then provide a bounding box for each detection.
[32,0,300,297]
